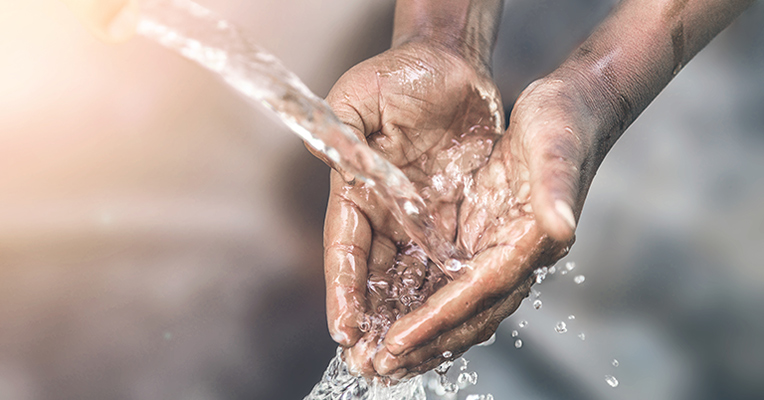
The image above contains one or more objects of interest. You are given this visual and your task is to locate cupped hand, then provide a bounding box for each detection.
[61,0,138,42]
[372,74,602,377]
[322,40,506,377]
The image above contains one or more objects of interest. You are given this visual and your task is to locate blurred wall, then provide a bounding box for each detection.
[0,0,762,400]
[0,0,393,398]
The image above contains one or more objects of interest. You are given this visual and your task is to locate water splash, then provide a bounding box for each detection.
[134,2,502,398]
[305,348,426,400]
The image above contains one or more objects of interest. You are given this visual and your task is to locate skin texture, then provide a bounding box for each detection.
[324,0,754,378]
[323,39,537,377]
[60,0,138,42]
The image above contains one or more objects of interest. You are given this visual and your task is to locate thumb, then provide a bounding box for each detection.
[61,0,138,43]
[309,64,383,171]
[525,124,584,243]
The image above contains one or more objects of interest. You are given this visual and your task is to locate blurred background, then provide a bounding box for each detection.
[0,0,762,399]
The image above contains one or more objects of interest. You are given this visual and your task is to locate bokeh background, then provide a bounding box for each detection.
[0,0,762,399]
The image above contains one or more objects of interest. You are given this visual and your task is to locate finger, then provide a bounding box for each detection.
[324,171,372,347]
[344,331,382,378]
[365,234,397,316]
[375,276,532,376]
[383,222,541,356]
[310,62,383,173]
[523,121,585,242]
[61,0,138,43]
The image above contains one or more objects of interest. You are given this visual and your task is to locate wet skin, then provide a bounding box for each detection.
[323,0,754,378]
[323,40,577,378]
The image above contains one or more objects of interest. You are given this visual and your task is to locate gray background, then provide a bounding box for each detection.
[0,0,762,399]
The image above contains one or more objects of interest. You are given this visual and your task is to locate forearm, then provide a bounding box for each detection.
[392,0,503,72]
[558,0,754,164]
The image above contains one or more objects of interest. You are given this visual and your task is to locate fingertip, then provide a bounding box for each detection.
[530,185,577,243]
[373,347,399,376]
[381,329,408,356]
[325,289,364,347]
[390,368,408,381]
[329,325,362,347]
[344,340,376,377]
[549,199,576,241]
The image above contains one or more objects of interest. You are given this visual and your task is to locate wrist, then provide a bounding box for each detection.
[391,0,502,74]
[550,0,754,164]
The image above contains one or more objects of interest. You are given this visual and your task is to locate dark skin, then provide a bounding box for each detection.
[324,0,755,378]
[64,0,758,380]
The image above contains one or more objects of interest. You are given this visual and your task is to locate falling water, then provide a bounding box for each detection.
[135,0,463,273]
[134,1,476,398]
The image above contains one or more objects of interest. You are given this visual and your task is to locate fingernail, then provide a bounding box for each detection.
[330,329,350,345]
[391,368,408,380]
[107,0,138,42]
[383,334,407,356]
[373,349,398,375]
[554,200,576,231]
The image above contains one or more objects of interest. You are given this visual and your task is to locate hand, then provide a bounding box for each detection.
[61,0,138,42]
[327,0,756,379]
[372,74,599,377]
[322,39,506,378]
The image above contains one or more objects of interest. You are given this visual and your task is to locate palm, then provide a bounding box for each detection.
[370,77,592,378]
[323,41,504,376]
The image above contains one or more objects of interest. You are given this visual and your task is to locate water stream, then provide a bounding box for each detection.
[136,0,463,273]
[135,1,468,398]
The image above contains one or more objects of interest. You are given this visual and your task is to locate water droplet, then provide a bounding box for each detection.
[555,321,568,333]
[574,275,586,284]
[673,63,683,76]
[445,259,463,272]
[458,372,469,384]
[459,357,469,371]
[565,261,576,271]
[605,375,619,388]
[486,394,494,400]
[519,320,528,328]
[533,299,542,310]
[534,267,548,284]
[532,288,541,298]
[568,315,576,320]
[578,333,586,340]
[435,360,453,374]
[514,339,523,348]
[403,200,419,215]
[612,359,619,367]
[442,351,453,359]
[443,381,459,393]
[477,333,496,347]
[549,266,557,274]
[468,372,478,385]
[511,330,518,337]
